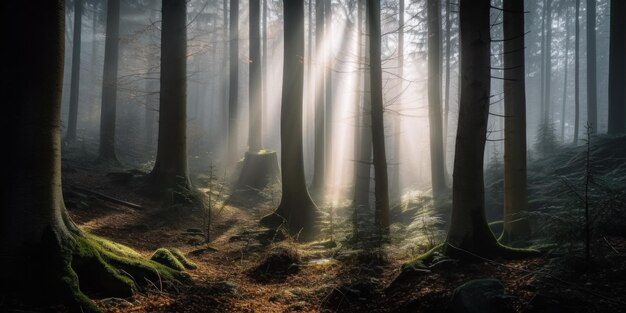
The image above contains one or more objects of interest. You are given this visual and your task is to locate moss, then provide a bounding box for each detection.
[401,243,444,270]
[168,248,197,270]
[151,248,186,271]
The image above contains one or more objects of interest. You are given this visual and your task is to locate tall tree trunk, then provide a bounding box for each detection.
[149,0,191,193]
[354,0,372,212]
[367,0,390,236]
[574,0,581,144]
[561,9,571,142]
[324,0,333,182]
[543,0,553,118]
[427,0,446,199]
[248,0,262,151]
[586,0,597,133]
[391,0,404,203]
[66,0,83,143]
[443,0,452,171]
[540,0,547,120]
[98,0,121,163]
[2,2,186,310]
[261,0,319,239]
[263,0,269,145]
[501,0,531,243]
[444,0,501,257]
[228,0,239,163]
[312,0,326,191]
[608,0,626,134]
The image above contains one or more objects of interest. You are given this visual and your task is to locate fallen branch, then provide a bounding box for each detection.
[68,185,144,210]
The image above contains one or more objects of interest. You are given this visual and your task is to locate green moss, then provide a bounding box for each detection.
[151,248,186,271]
[401,243,444,270]
[168,248,197,270]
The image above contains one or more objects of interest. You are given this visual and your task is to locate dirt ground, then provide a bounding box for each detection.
[61,161,626,313]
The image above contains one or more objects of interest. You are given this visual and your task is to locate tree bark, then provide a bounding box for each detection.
[443,0,452,172]
[261,0,319,239]
[608,0,626,134]
[587,0,597,133]
[66,0,83,143]
[561,9,571,142]
[543,0,553,118]
[444,0,501,257]
[501,0,531,243]
[354,0,372,212]
[248,0,263,151]
[427,0,446,200]
[312,0,326,191]
[228,0,239,163]
[149,0,192,194]
[574,0,581,144]
[98,0,121,163]
[391,0,404,203]
[367,0,390,236]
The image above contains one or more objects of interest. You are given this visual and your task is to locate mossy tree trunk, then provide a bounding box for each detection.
[66,0,83,143]
[501,0,531,243]
[1,3,187,311]
[444,0,501,257]
[98,0,120,164]
[149,0,192,195]
[261,0,319,240]
[367,0,390,236]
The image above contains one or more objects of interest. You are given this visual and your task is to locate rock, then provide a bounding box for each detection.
[206,280,239,295]
[451,278,513,313]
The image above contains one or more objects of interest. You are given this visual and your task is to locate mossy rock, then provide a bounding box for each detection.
[150,248,197,271]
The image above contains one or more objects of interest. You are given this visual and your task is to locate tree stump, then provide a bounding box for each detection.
[236,150,280,191]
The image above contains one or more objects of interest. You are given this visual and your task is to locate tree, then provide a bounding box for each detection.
[311,0,326,192]
[501,0,531,243]
[573,0,581,144]
[66,0,83,143]
[608,0,626,134]
[228,0,239,163]
[542,0,553,118]
[149,0,192,194]
[248,0,262,151]
[261,0,319,239]
[587,0,597,134]
[427,0,447,199]
[561,8,571,142]
[98,0,121,163]
[444,0,503,257]
[390,0,405,203]
[1,2,186,311]
[366,0,390,236]
[354,0,373,213]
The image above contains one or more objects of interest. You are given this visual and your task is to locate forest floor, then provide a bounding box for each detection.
[60,146,626,313]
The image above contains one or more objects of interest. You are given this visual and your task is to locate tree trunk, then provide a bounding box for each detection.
[540,0,547,120]
[501,0,531,243]
[574,0,580,144]
[261,0,319,240]
[444,0,501,257]
[1,2,186,310]
[248,0,262,151]
[608,0,626,134]
[228,0,239,163]
[587,0,597,133]
[391,0,404,203]
[427,0,446,200]
[324,0,333,183]
[443,0,452,173]
[98,0,121,163]
[66,0,82,143]
[149,0,192,194]
[312,0,326,191]
[561,9,571,142]
[367,0,390,236]
[354,0,372,213]
[543,0,553,118]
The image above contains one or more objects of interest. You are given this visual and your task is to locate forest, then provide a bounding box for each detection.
[2,0,626,312]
